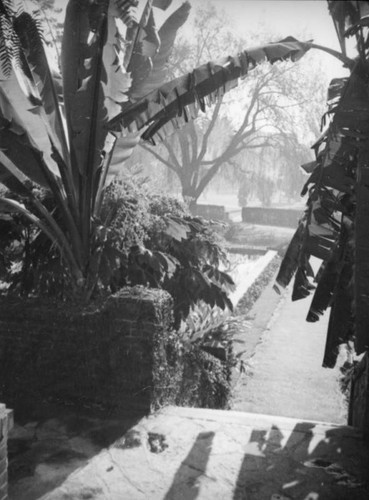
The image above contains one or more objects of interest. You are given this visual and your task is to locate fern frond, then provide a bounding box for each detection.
[0,0,43,80]
[0,0,15,18]
[0,11,15,78]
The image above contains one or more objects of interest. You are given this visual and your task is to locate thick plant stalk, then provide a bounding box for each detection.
[355,138,369,354]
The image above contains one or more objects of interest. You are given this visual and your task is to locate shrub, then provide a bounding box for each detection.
[167,303,240,409]
[100,180,235,326]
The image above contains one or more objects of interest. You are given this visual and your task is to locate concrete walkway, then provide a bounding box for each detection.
[231,283,348,424]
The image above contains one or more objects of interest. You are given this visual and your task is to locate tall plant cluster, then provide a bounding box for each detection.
[275,1,369,367]
[0,0,315,309]
[0,0,191,300]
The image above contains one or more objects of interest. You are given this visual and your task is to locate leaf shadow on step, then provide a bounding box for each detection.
[163,431,215,500]
[233,421,369,500]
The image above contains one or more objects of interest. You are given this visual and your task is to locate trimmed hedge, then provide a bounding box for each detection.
[236,254,281,315]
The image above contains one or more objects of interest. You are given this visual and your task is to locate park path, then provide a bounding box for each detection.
[231,274,348,424]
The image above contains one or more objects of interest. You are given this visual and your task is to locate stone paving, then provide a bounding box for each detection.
[7,411,140,500]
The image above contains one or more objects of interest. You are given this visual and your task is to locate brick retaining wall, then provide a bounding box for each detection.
[0,404,12,500]
[0,287,176,415]
[349,353,369,440]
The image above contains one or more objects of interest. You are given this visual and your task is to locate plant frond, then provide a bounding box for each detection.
[109,37,312,144]
[129,1,191,100]
[0,7,17,78]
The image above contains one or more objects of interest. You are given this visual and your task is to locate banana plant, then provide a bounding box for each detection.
[0,0,190,300]
[0,0,313,302]
[274,0,369,364]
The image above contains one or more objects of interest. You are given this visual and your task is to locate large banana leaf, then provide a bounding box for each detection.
[0,3,73,193]
[15,10,70,166]
[61,0,131,179]
[275,220,306,289]
[0,69,61,183]
[128,1,191,100]
[126,0,160,80]
[109,36,312,143]
[322,261,353,368]
[306,242,343,322]
[102,0,191,186]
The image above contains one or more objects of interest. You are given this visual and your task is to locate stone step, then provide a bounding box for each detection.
[40,406,369,500]
[162,406,361,437]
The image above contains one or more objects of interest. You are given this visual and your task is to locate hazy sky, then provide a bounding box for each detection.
[173,0,349,79]
[211,0,338,47]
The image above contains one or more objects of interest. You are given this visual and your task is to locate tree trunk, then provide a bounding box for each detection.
[180,167,199,210]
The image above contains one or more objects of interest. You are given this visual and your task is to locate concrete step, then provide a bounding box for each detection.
[162,406,360,437]
[40,406,369,500]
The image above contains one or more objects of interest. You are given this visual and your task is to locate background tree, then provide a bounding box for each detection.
[139,4,327,208]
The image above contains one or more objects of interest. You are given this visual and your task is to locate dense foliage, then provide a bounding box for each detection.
[0,180,235,324]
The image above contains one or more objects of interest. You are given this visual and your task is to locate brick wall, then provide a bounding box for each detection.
[0,287,177,415]
[0,404,12,500]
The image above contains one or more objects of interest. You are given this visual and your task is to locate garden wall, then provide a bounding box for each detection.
[0,287,177,415]
[242,207,302,228]
[190,204,229,222]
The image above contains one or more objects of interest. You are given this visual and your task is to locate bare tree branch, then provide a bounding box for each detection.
[162,137,183,171]
[188,121,198,164]
[178,130,191,169]
[140,10,322,204]
[140,143,178,172]
[198,98,223,162]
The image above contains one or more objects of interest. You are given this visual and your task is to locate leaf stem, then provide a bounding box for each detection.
[310,43,354,68]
